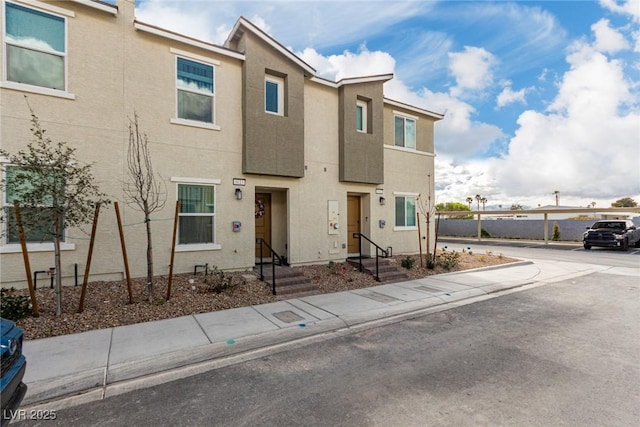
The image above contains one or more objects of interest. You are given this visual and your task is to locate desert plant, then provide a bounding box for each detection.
[204,266,245,294]
[401,256,415,269]
[437,251,460,270]
[0,288,31,321]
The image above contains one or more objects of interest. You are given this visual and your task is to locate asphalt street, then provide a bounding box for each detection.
[13,246,640,426]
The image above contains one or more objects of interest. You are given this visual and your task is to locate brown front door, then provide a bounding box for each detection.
[347,195,361,254]
[255,193,272,257]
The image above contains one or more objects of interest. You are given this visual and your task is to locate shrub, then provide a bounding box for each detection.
[203,266,241,294]
[437,251,460,270]
[0,288,31,321]
[481,228,491,238]
[552,222,561,241]
[401,256,415,269]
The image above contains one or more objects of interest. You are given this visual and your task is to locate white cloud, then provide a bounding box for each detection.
[493,39,639,202]
[448,46,497,97]
[599,0,640,22]
[298,45,395,81]
[496,85,528,108]
[435,8,640,208]
[135,2,216,43]
[591,19,630,52]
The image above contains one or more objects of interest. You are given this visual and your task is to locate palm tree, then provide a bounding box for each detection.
[466,197,473,209]
[553,190,560,206]
[481,197,488,210]
[475,194,481,211]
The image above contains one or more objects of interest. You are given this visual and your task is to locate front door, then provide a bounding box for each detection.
[255,193,272,257]
[347,195,361,254]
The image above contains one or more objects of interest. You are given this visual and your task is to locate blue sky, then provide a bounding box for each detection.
[133,0,640,209]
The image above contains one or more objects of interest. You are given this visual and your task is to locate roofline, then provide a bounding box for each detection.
[337,73,393,86]
[226,16,316,76]
[134,21,245,61]
[384,97,444,120]
[309,73,394,88]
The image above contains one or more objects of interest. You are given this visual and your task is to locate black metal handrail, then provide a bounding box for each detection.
[255,238,287,295]
[353,233,389,282]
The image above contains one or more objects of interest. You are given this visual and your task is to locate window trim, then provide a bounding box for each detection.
[173,52,217,126]
[393,192,418,231]
[265,74,284,116]
[2,0,72,95]
[394,113,418,149]
[172,178,221,251]
[356,100,367,133]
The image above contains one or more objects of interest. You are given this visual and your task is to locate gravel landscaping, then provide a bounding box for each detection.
[3,249,516,340]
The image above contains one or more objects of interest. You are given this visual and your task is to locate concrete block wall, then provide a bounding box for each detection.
[437,218,640,241]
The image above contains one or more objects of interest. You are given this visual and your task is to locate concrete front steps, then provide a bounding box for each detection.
[346,257,410,283]
[254,264,320,299]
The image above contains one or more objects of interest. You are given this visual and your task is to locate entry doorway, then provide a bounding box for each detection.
[255,193,272,257]
[347,195,361,255]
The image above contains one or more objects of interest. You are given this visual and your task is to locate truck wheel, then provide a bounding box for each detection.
[621,238,629,251]
[583,243,591,250]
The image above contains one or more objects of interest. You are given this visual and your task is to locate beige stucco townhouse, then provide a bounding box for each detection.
[0,0,443,289]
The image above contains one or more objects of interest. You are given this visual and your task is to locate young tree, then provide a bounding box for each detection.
[1,103,109,316]
[417,174,437,266]
[123,113,166,303]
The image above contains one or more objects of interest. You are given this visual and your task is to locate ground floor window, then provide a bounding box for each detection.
[395,195,417,228]
[2,165,62,244]
[178,183,215,245]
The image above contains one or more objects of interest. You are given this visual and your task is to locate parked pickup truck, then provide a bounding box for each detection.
[583,219,640,251]
[1,318,27,427]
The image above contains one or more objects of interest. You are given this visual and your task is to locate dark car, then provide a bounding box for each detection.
[1,318,27,427]
[583,219,640,251]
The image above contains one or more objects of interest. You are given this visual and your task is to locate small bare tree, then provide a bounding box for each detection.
[417,174,437,267]
[123,113,166,302]
[1,101,109,316]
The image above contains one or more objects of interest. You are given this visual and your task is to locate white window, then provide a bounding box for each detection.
[176,57,214,124]
[356,100,367,133]
[265,74,284,115]
[3,1,67,91]
[177,183,216,246]
[394,115,416,149]
[2,165,62,245]
[395,195,417,229]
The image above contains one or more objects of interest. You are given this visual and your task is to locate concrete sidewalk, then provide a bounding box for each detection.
[21,257,615,408]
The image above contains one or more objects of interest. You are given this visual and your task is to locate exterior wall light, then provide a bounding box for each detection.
[235,188,243,200]
[379,196,386,205]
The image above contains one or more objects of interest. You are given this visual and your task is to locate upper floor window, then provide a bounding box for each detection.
[3,2,66,91]
[395,195,417,229]
[356,100,368,133]
[394,115,416,149]
[265,74,284,115]
[176,57,215,124]
[178,183,216,245]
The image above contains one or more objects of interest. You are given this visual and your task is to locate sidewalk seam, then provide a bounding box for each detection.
[102,328,115,399]
[193,315,213,344]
